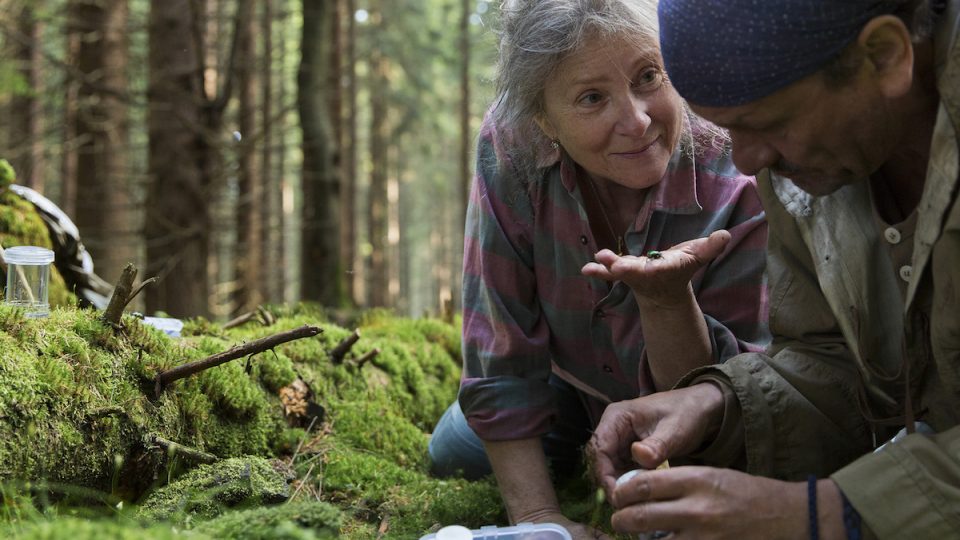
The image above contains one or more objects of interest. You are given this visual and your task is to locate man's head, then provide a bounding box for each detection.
[658,0,940,195]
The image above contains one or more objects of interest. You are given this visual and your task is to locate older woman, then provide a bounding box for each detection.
[429,0,769,537]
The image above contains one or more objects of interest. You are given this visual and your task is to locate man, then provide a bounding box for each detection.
[589,1,960,538]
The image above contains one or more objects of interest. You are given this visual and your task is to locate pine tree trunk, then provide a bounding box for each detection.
[344,0,359,304]
[298,0,343,306]
[260,0,283,304]
[72,0,135,285]
[145,0,211,318]
[367,0,389,308]
[236,0,262,313]
[9,1,46,192]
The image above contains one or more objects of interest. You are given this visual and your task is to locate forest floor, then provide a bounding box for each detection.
[0,302,615,539]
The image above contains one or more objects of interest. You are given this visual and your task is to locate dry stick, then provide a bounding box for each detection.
[222,310,256,330]
[149,434,217,464]
[288,415,319,466]
[122,276,158,310]
[154,324,322,397]
[287,463,315,504]
[329,328,361,364]
[102,263,138,327]
[352,348,380,368]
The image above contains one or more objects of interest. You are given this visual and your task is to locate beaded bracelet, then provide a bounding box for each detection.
[808,475,819,540]
[840,491,862,540]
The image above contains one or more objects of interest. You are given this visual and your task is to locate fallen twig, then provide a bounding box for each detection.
[352,348,380,368]
[329,328,361,364]
[147,434,217,464]
[287,463,315,504]
[153,324,322,397]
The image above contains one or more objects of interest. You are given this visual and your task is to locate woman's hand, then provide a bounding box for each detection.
[582,230,730,309]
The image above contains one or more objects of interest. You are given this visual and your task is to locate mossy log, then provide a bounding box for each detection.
[0,303,560,538]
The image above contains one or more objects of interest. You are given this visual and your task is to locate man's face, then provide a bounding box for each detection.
[690,70,895,196]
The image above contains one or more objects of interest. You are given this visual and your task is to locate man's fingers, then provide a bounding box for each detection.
[613,468,699,508]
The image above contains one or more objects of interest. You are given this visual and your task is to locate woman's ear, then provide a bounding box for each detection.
[534,113,557,142]
[857,14,915,98]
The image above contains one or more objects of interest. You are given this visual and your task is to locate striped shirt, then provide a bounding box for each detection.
[459,111,770,441]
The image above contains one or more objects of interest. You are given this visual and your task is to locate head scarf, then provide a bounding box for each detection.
[657,0,900,107]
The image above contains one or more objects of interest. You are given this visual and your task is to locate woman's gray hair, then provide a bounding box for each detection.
[489,0,726,186]
[493,0,659,134]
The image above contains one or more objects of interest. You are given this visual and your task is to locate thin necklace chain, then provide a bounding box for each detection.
[586,175,625,256]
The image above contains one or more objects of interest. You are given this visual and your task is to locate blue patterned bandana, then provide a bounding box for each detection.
[658,0,899,107]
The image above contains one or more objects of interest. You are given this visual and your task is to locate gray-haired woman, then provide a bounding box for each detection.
[429,1,769,537]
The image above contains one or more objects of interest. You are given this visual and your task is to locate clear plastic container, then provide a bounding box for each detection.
[3,246,55,318]
[419,522,572,540]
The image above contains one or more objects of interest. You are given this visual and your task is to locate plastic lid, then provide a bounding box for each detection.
[436,525,473,540]
[2,246,54,265]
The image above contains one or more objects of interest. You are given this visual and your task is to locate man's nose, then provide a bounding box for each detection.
[730,130,780,175]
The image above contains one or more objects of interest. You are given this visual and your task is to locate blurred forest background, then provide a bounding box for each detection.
[0,0,499,320]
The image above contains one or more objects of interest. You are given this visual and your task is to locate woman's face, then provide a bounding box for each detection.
[537,35,684,190]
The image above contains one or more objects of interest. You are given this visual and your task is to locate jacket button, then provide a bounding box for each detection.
[899,265,912,282]
[580,235,588,245]
[884,227,901,244]
[602,365,613,373]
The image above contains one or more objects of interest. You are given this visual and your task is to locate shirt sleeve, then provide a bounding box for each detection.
[690,165,771,363]
[677,171,874,478]
[457,116,558,442]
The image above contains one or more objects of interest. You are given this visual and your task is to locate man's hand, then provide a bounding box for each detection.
[581,230,730,309]
[588,384,725,498]
[519,511,611,540]
[609,467,844,540]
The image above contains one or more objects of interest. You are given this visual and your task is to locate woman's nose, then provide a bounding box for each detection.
[618,95,652,136]
[730,130,780,175]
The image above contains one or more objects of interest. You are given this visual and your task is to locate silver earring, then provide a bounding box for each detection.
[551,139,560,150]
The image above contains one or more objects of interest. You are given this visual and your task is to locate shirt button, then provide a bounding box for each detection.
[884,227,901,244]
[580,235,588,245]
[596,309,606,319]
[602,365,613,373]
[899,265,912,282]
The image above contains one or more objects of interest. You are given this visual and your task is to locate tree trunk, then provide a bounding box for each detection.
[298,0,343,306]
[367,0,388,308]
[260,0,283,304]
[71,0,135,285]
[9,1,46,192]
[454,0,471,312]
[344,0,358,304]
[235,0,262,313]
[146,0,210,318]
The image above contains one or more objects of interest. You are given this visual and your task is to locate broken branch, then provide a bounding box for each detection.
[329,328,361,364]
[154,324,322,397]
[147,434,217,464]
[102,263,138,327]
[352,348,380,369]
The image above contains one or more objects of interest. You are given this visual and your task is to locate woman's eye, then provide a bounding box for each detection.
[634,69,663,89]
[577,92,604,106]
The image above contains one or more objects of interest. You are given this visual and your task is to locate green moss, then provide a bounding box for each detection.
[0,159,15,189]
[137,457,292,522]
[0,517,204,540]
[0,301,619,538]
[193,500,341,539]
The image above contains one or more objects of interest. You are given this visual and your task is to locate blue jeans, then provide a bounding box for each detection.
[428,375,593,479]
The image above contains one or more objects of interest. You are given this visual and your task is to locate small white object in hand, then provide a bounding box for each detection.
[436,525,473,540]
[616,469,643,487]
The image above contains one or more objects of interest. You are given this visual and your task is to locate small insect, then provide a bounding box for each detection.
[646,250,663,260]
